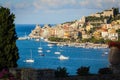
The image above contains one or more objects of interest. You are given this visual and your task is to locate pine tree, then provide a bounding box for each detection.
[0,6,19,70]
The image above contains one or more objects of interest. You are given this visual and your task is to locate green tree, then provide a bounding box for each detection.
[0,7,19,70]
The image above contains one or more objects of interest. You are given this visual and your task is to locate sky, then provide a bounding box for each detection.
[0,0,120,24]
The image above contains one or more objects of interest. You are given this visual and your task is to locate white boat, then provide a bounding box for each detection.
[48,44,53,47]
[54,46,61,54]
[38,50,43,53]
[25,50,34,63]
[35,38,40,41]
[25,59,34,63]
[18,33,29,40]
[102,51,108,56]
[104,51,108,54]
[54,52,61,55]
[58,55,69,60]
[18,36,29,40]
[38,41,43,50]
[46,50,51,52]
[102,48,109,56]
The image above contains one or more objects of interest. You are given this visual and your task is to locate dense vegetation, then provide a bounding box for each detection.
[48,36,112,44]
[55,67,68,77]
[54,66,113,77]
[48,37,70,42]
[77,66,90,76]
[81,37,112,44]
[98,68,113,74]
[0,7,19,70]
[85,16,111,26]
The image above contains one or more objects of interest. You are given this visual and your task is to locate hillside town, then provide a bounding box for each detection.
[1,6,120,80]
[29,8,120,43]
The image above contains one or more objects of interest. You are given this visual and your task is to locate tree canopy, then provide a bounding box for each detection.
[0,6,19,70]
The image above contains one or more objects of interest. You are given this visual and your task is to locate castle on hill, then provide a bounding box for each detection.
[90,7,119,17]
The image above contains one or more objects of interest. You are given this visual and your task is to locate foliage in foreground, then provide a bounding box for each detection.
[77,66,90,76]
[98,68,113,74]
[55,67,69,77]
[0,68,15,80]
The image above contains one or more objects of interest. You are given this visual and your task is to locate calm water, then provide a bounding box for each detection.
[15,24,109,75]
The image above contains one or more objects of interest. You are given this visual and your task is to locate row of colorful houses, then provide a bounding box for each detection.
[29,7,120,41]
[93,24,120,41]
[29,21,120,41]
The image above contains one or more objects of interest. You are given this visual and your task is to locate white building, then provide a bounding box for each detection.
[108,33,118,41]
[101,31,109,39]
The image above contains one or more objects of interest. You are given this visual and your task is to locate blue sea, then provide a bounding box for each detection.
[15,24,109,75]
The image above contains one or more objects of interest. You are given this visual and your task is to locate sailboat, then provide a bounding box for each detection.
[38,41,42,50]
[38,47,42,50]
[38,49,43,53]
[37,41,45,56]
[102,48,109,56]
[25,50,34,63]
[46,50,51,52]
[38,40,43,53]
[48,43,53,48]
[38,48,45,56]
[54,46,61,55]
[54,52,61,54]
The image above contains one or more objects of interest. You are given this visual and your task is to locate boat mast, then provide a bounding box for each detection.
[30,50,32,59]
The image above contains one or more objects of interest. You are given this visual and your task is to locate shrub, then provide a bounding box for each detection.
[55,67,68,77]
[0,68,15,80]
[77,66,90,76]
[98,68,113,74]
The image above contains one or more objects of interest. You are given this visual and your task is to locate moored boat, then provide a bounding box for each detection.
[25,59,34,63]
[38,50,43,53]
[25,50,34,63]
[54,52,61,55]
[58,55,69,60]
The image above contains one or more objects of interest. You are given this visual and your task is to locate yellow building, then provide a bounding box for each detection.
[86,24,93,32]
[93,31,101,39]
[64,31,70,38]
[108,28,116,33]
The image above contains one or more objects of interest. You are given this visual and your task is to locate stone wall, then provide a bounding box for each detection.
[9,68,55,80]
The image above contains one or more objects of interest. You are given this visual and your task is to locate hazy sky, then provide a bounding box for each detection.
[0,0,120,24]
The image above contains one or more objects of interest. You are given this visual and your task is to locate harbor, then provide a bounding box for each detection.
[16,24,109,75]
[1,0,120,79]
